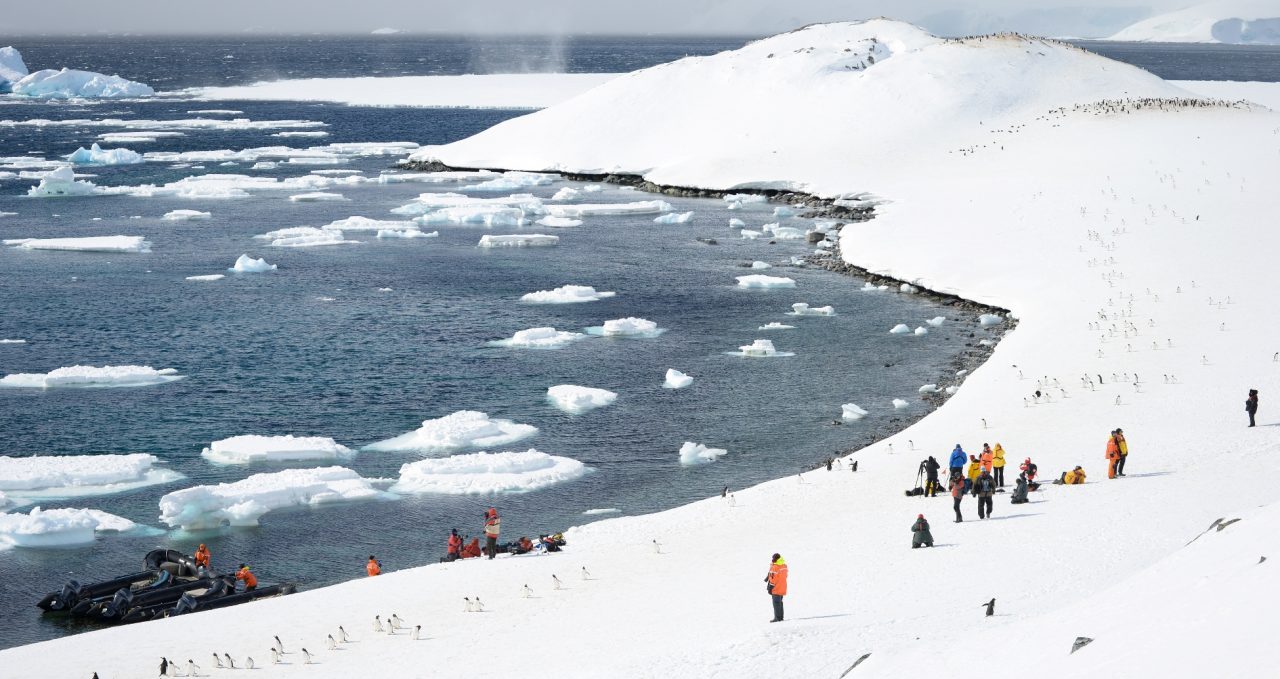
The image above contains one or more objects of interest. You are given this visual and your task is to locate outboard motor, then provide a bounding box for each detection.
[172,593,198,616]
[101,587,134,620]
[56,581,80,609]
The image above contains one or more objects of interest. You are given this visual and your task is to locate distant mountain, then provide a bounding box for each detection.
[1109,1,1280,43]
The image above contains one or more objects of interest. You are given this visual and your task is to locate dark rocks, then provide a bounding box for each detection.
[1070,637,1094,654]
[806,231,826,244]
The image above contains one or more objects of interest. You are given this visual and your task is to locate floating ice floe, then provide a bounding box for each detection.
[520,284,616,304]
[789,302,835,316]
[919,384,940,394]
[99,131,185,144]
[378,170,498,185]
[862,282,889,291]
[0,507,151,549]
[892,398,911,409]
[679,442,729,466]
[761,223,807,239]
[0,46,29,92]
[461,171,557,192]
[200,435,356,465]
[0,365,181,389]
[842,403,869,421]
[889,324,912,334]
[587,317,665,338]
[926,316,946,327]
[654,211,693,224]
[250,161,277,170]
[547,385,618,414]
[729,218,746,228]
[228,254,276,273]
[157,467,392,530]
[377,228,436,239]
[0,339,27,344]
[26,166,96,197]
[391,449,587,495]
[758,322,795,330]
[774,206,799,218]
[489,327,585,349]
[417,206,524,227]
[551,187,580,201]
[0,453,183,500]
[736,274,796,289]
[751,261,771,269]
[723,193,767,205]
[729,339,794,358]
[664,369,694,389]
[289,191,348,202]
[979,313,1004,326]
[740,229,763,239]
[477,234,559,248]
[185,274,224,282]
[545,200,672,217]
[945,385,960,395]
[390,192,544,216]
[321,216,414,232]
[64,143,142,166]
[162,209,211,221]
[583,507,620,515]
[5,235,151,253]
[188,109,243,115]
[914,326,929,336]
[365,410,538,454]
[274,131,329,138]
[10,67,153,99]
[256,226,353,248]
[536,216,584,228]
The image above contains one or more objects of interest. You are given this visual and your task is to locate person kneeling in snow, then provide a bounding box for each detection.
[460,538,482,559]
[911,514,933,548]
[1010,473,1030,504]
[1064,467,1086,485]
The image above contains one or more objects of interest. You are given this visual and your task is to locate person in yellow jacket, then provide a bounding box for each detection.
[992,444,1007,487]
[967,455,982,482]
[1064,466,1087,484]
[1114,428,1128,477]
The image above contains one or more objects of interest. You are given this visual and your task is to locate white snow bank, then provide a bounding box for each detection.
[185,274,224,281]
[520,284,616,304]
[536,216,584,228]
[678,442,728,465]
[477,234,558,248]
[729,339,794,357]
[663,369,694,389]
[25,166,96,197]
[64,143,142,165]
[488,326,584,349]
[5,235,151,253]
[162,209,211,220]
[0,507,145,549]
[654,211,694,224]
[545,200,672,217]
[0,46,28,91]
[256,226,352,248]
[1109,1,1280,44]
[546,385,618,414]
[289,191,347,202]
[736,274,796,289]
[157,467,391,530]
[391,449,587,495]
[788,302,835,316]
[10,68,153,98]
[364,410,538,454]
[201,435,356,465]
[587,317,664,338]
[229,254,276,272]
[841,403,869,421]
[0,453,183,498]
[0,365,180,389]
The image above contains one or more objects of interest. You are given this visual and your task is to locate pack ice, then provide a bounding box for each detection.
[64,143,142,165]
[200,435,357,465]
[0,365,181,388]
[25,166,96,197]
[736,275,796,289]
[5,235,152,253]
[0,453,184,499]
[520,284,616,304]
[0,507,148,549]
[157,467,392,530]
[364,410,538,454]
[546,385,618,414]
[489,327,585,349]
[391,449,587,495]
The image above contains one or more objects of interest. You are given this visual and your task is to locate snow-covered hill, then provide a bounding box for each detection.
[1108,0,1280,43]
[5,19,1280,678]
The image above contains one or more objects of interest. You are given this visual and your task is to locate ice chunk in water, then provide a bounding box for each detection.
[889,324,911,334]
[162,209,211,220]
[256,226,352,248]
[157,467,392,530]
[546,385,618,414]
[545,200,672,217]
[536,216,584,228]
[5,235,150,253]
[926,316,946,327]
[0,453,183,499]
[0,365,181,389]
[842,403,868,421]
[391,449,586,495]
[789,303,835,316]
[0,506,148,549]
[26,166,96,197]
[489,327,585,349]
[365,410,538,454]
[10,68,153,98]
[288,191,348,202]
[477,234,558,248]
[736,275,796,289]
[758,322,794,330]
[663,369,694,389]
[678,442,728,465]
[65,143,142,165]
[653,211,693,224]
[229,254,276,272]
[979,313,1004,326]
[892,398,911,409]
[520,285,616,304]
[201,435,356,465]
[185,274,224,281]
[587,317,664,338]
[729,339,794,357]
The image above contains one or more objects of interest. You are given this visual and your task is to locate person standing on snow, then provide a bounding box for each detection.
[980,444,994,474]
[484,507,501,560]
[1106,430,1122,479]
[446,528,462,562]
[1115,428,1128,476]
[948,472,965,523]
[948,444,967,478]
[992,443,1007,487]
[911,514,933,548]
[924,456,941,496]
[974,469,996,519]
[765,553,788,622]
[1247,389,1259,427]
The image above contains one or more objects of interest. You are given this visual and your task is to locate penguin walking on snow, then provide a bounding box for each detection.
[275,635,285,654]
[326,634,336,650]
[223,653,235,669]
[187,660,199,677]
[474,597,484,612]
[212,653,223,669]
[552,574,562,590]
[391,613,404,630]
[271,648,280,665]
[338,625,350,643]
[373,615,384,631]
[982,598,996,617]
[412,625,421,641]
[245,657,254,670]
[302,648,313,665]
[581,566,591,580]
[160,658,169,677]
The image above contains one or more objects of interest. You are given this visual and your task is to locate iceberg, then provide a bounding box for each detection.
[889,324,912,334]
[64,143,142,166]
[185,274,224,281]
[545,200,672,217]
[5,235,151,253]
[653,211,694,224]
[914,326,928,336]
[0,453,183,499]
[664,369,694,389]
[758,322,795,330]
[256,226,352,248]
[729,339,794,358]
[477,234,559,248]
[416,206,524,227]
[10,68,154,99]
[788,303,835,316]
[0,46,28,92]
[678,442,729,466]
[200,435,356,465]
[587,317,665,338]
[229,254,276,272]
[489,327,585,349]
[536,216,584,228]
[365,410,538,454]
[551,187,581,201]
[547,385,618,414]
[25,166,96,197]
[289,191,348,202]
[0,365,181,389]
[736,275,796,289]
[520,285,616,304]
[0,507,147,549]
[157,467,392,530]
[841,403,869,421]
[892,398,911,409]
[162,209,211,221]
[390,449,587,495]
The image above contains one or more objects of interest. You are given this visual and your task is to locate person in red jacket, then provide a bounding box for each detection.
[461,538,482,559]
[765,553,788,623]
[446,528,462,562]
[483,508,501,560]
[1106,430,1121,479]
[366,555,382,576]
[236,564,257,591]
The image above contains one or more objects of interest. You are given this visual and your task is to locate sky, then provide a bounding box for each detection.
[0,1,1195,37]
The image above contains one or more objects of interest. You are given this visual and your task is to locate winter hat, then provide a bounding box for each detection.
[917,514,924,519]
[771,553,781,562]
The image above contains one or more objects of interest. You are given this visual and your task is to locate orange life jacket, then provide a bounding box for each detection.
[194,548,210,568]
[237,568,257,589]
[767,560,789,596]
[367,560,381,576]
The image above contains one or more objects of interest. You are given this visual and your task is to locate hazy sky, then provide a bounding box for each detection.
[0,1,1188,38]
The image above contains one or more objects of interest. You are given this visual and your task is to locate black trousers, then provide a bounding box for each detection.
[486,536,497,559]
[771,594,785,621]
[994,467,1004,486]
[1116,455,1126,475]
[952,496,963,521]
[1249,411,1256,426]
[978,496,993,519]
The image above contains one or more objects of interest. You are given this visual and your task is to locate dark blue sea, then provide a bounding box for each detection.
[0,35,1272,649]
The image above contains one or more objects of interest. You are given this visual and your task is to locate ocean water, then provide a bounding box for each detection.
[0,36,1273,649]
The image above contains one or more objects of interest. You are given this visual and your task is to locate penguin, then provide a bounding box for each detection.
[338,626,350,643]
[187,660,199,678]
[552,574,562,590]
[474,597,484,612]
[521,584,533,598]
[224,653,235,669]
[652,540,662,554]
[302,648,313,665]
[212,653,223,669]
[581,566,591,580]
[326,634,336,650]
[373,615,384,632]
[463,597,473,612]
[385,615,396,635]
[391,613,404,630]
[982,598,996,617]
[245,658,254,670]
[160,657,169,677]
[274,635,285,654]
[271,648,280,665]
[411,625,421,641]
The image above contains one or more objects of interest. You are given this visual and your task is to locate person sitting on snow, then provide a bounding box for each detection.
[460,538,482,559]
[1064,466,1087,485]
[1010,473,1030,504]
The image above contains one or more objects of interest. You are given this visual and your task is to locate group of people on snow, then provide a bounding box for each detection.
[439,508,566,565]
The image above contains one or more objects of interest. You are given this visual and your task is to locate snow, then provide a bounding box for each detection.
[256,226,352,248]
[157,467,391,530]
[520,284,616,304]
[663,369,694,389]
[0,507,146,549]
[1109,1,1280,44]
[25,166,96,197]
[5,235,151,253]
[841,403,869,421]
[735,274,796,289]
[364,410,538,454]
[477,234,559,248]
[536,216,584,227]
[10,68,153,99]
[546,385,618,414]
[545,200,672,217]
[1174,79,1280,110]
[289,191,348,202]
[162,209,211,220]
[64,143,142,165]
[0,453,183,499]
[0,365,181,389]
[229,254,276,273]
[758,322,794,330]
[185,274,224,281]
[788,302,835,316]
[184,73,619,109]
[889,323,912,334]
[200,435,357,465]
[653,211,693,224]
[729,338,794,358]
[488,326,585,349]
[0,46,28,91]
[678,442,728,465]
[390,449,587,495]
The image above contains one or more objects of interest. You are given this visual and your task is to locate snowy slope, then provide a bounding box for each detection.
[1108,0,1280,43]
[4,19,1280,678]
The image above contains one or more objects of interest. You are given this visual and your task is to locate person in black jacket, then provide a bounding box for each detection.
[1246,389,1259,427]
[973,470,996,519]
[923,456,941,496]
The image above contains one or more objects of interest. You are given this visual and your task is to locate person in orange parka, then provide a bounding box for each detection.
[461,538,482,559]
[1106,430,1122,479]
[979,444,994,474]
[193,544,211,572]
[446,528,463,562]
[366,555,382,576]
[764,553,788,623]
[236,563,257,591]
